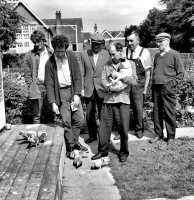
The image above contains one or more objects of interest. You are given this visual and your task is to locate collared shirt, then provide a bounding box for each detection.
[123,45,152,70]
[160,47,171,57]
[54,55,71,88]
[37,47,50,84]
[101,60,137,104]
[93,53,99,66]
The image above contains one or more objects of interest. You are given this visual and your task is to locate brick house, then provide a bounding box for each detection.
[83,24,125,50]
[9,0,84,53]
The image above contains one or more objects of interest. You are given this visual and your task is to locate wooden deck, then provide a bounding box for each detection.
[0,124,65,200]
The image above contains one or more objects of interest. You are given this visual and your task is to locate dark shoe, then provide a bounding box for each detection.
[167,139,174,145]
[113,134,120,140]
[74,142,88,151]
[119,156,128,162]
[85,137,97,144]
[148,136,162,144]
[91,153,108,160]
[135,131,143,139]
[66,146,74,159]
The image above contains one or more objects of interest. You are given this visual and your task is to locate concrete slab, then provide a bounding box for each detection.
[111,127,194,144]
[62,136,121,200]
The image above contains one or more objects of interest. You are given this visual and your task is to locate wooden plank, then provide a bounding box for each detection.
[0,125,22,161]
[21,125,56,200]
[37,126,64,200]
[0,125,41,178]
[5,124,47,200]
[0,125,17,148]
[0,124,41,200]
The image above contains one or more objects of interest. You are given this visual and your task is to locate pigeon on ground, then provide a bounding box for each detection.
[73,150,83,169]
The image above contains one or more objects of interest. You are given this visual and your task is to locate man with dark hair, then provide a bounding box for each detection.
[24,30,53,124]
[150,32,184,145]
[45,34,87,158]
[91,42,137,162]
[123,30,152,139]
[80,33,110,144]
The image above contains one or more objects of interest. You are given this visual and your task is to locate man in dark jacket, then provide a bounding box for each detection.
[45,34,87,158]
[24,30,53,124]
[80,33,110,143]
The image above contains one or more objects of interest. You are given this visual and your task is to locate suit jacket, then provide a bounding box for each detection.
[45,51,82,106]
[24,45,53,88]
[80,49,110,98]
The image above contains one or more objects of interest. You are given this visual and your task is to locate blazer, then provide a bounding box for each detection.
[80,49,110,98]
[24,45,53,87]
[45,51,82,106]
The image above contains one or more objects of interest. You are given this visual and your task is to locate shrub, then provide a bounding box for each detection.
[3,71,32,124]
[176,71,194,127]
[2,53,25,69]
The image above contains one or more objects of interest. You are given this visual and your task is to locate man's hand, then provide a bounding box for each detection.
[52,103,60,115]
[81,89,85,97]
[73,95,80,107]
[143,88,149,101]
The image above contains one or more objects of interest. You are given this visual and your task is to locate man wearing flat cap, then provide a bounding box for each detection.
[150,32,184,145]
[80,33,110,143]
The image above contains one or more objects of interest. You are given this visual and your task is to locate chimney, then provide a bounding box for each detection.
[94,23,97,33]
[56,11,62,25]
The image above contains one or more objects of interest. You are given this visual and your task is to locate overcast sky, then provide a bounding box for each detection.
[23,0,165,33]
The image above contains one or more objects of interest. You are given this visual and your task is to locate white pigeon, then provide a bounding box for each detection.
[73,150,83,169]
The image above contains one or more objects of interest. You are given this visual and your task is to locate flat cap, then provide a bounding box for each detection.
[90,33,104,43]
[155,32,171,41]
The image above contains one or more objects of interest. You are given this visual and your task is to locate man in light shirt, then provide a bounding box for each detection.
[45,35,87,158]
[123,30,152,139]
[91,42,137,162]
[24,30,53,124]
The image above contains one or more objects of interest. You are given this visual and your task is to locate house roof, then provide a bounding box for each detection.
[13,0,49,29]
[107,31,124,38]
[84,32,92,41]
[42,18,84,43]
[42,18,83,30]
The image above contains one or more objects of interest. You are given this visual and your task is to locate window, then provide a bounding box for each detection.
[16,33,22,39]
[17,43,23,47]
[23,34,29,39]
[23,25,29,33]
[72,44,77,51]
[24,42,29,47]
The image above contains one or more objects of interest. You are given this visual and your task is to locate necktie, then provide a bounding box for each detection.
[130,50,134,59]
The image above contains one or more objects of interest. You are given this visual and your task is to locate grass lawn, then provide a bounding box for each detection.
[109,137,194,200]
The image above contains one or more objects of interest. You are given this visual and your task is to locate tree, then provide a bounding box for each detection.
[159,0,194,52]
[138,7,167,48]
[0,0,23,51]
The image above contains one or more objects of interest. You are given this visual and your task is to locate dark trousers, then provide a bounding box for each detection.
[130,84,144,133]
[98,103,130,157]
[32,88,45,124]
[32,92,54,124]
[152,84,176,139]
[85,89,103,139]
[59,87,84,148]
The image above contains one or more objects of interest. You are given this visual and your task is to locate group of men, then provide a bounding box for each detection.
[24,29,184,163]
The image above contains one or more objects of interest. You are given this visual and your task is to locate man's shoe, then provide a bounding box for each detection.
[74,142,88,151]
[113,134,120,140]
[167,139,174,145]
[119,156,128,162]
[85,137,97,144]
[135,131,143,139]
[66,146,74,159]
[148,136,162,144]
[91,153,108,160]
